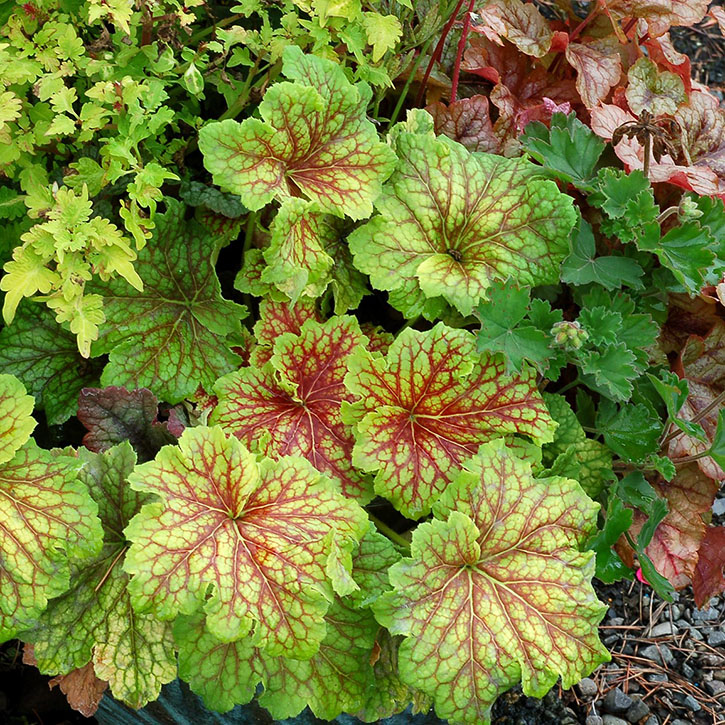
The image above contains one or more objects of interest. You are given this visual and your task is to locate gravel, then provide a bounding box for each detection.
[625,697,650,723]
[639,644,674,666]
[578,677,599,698]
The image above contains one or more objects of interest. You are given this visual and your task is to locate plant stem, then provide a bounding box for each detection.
[555,376,580,395]
[188,13,245,46]
[661,389,725,447]
[449,0,475,103]
[243,210,258,254]
[414,0,467,106]
[569,3,600,42]
[387,34,435,129]
[368,513,412,551]
[670,450,712,465]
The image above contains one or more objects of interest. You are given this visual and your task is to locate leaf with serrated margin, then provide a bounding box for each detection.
[24,443,176,708]
[426,96,501,153]
[565,40,621,109]
[580,344,639,401]
[90,201,246,403]
[0,439,103,641]
[0,303,103,425]
[669,321,725,480]
[348,523,401,610]
[374,439,608,725]
[77,387,177,462]
[252,298,321,366]
[124,426,368,654]
[478,0,553,57]
[0,373,36,465]
[199,47,395,219]
[693,526,725,608]
[213,316,372,502]
[626,57,685,116]
[345,323,556,519]
[349,127,576,317]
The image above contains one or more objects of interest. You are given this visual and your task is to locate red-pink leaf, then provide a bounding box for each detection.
[252,298,320,366]
[565,40,622,110]
[693,526,725,608]
[425,96,502,154]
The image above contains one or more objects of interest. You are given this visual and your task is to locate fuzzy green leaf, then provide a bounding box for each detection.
[345,323,556,518]
[199,47,395,218]
[349,128,577,316]
[124,426,368,654]
[91,201,246,403]
[0,373,36,465]
[26,443,176,707]
[375,439,608,725]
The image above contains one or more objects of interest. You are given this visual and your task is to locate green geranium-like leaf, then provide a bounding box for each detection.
[90,201,246,403]
[0,442,103,640]
[349,127,576,316]
[0,373,36,465]
[124,425,368,655]
[213,316,373,502]
[345,323,556,518]
[0,303,103,425]
[374,439,608,725]
[26,443,176,708]
[199,46,396,218]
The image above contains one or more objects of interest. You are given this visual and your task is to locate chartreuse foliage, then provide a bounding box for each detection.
[6,0,725,720]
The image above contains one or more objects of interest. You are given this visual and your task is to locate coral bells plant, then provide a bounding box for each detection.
[1,1,725,723]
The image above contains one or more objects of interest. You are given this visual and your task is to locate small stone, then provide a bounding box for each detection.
[586,717,604,725]
[713,669,725,681]
[626,697,650,723]
[692,606,719,621]
[639,644,674,666]
[602,717,629,725]
[603,688,632,713]
[648,622,676,637]
[670,604,683,619]
[578,677,598,698]
[644,717,659,725]
[705,680,725,696]
[681,662,695,679]
[671,720,692,725]
[609,617,625,626]
[681,694,701,712]
[708,630,725,646]
[713,498,725,516]
[604,634,620,646]
[645,673,668,683]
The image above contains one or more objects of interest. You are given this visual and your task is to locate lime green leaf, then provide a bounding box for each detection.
[374,439,608,724]
[0,373,36,465]
[26,444,176,708]
[1,439,103,641]
[626,57,686,116]
[213,316,373,502]
[124,426,368,654]
[91,201,246,403]
[475,281,552,374]
[345,323,556,518]
[0,303,103,425]
[522,112,605,187]
[361,12,402,62]
[349,128,576,316]
[347,523,401,610]
[199,47,395,218]
[561,218,644,290]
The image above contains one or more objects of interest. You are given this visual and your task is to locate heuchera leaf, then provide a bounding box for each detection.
[123,425,368,654]
[374,439,608,725]
[628,464,719,589]
[344,323,556,518]
[199,46,396,218]
[626,57,685,116]
[0,302,104,425]
[26,443,177,708]
[692,526,725,608]
[213,316,373,502]
[426,96,501,154]
[477,0,553,57]
[90,201,246,403]
[77,387,178,463]
[564,40,621,110]
[349,123,576,316]
[0,377,103,640]
[252,297,321,366]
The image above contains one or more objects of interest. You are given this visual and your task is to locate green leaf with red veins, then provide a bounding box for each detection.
[374,439,608,725]
[90,201,246,404]
[0,439,103,642]
[252,298,320,367]
[212,316,373,502]
[0,373,35,465]
[426,96,501,154]
[565,40,622,110]
[626,57,685,116]
[199,46,396,219]
[262,199,337,303]
[347,523,401,610]
[234,249,286,302]
[25,443,176,708]
[478,0,553,57]
[123,425,368,654]
[348,129,576,317]
[344,323,556,519]
[628,464,719,590]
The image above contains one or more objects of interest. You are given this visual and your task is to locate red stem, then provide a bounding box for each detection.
[450,0,475,103]
[569,3,600,42]
[415,0,467,106]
